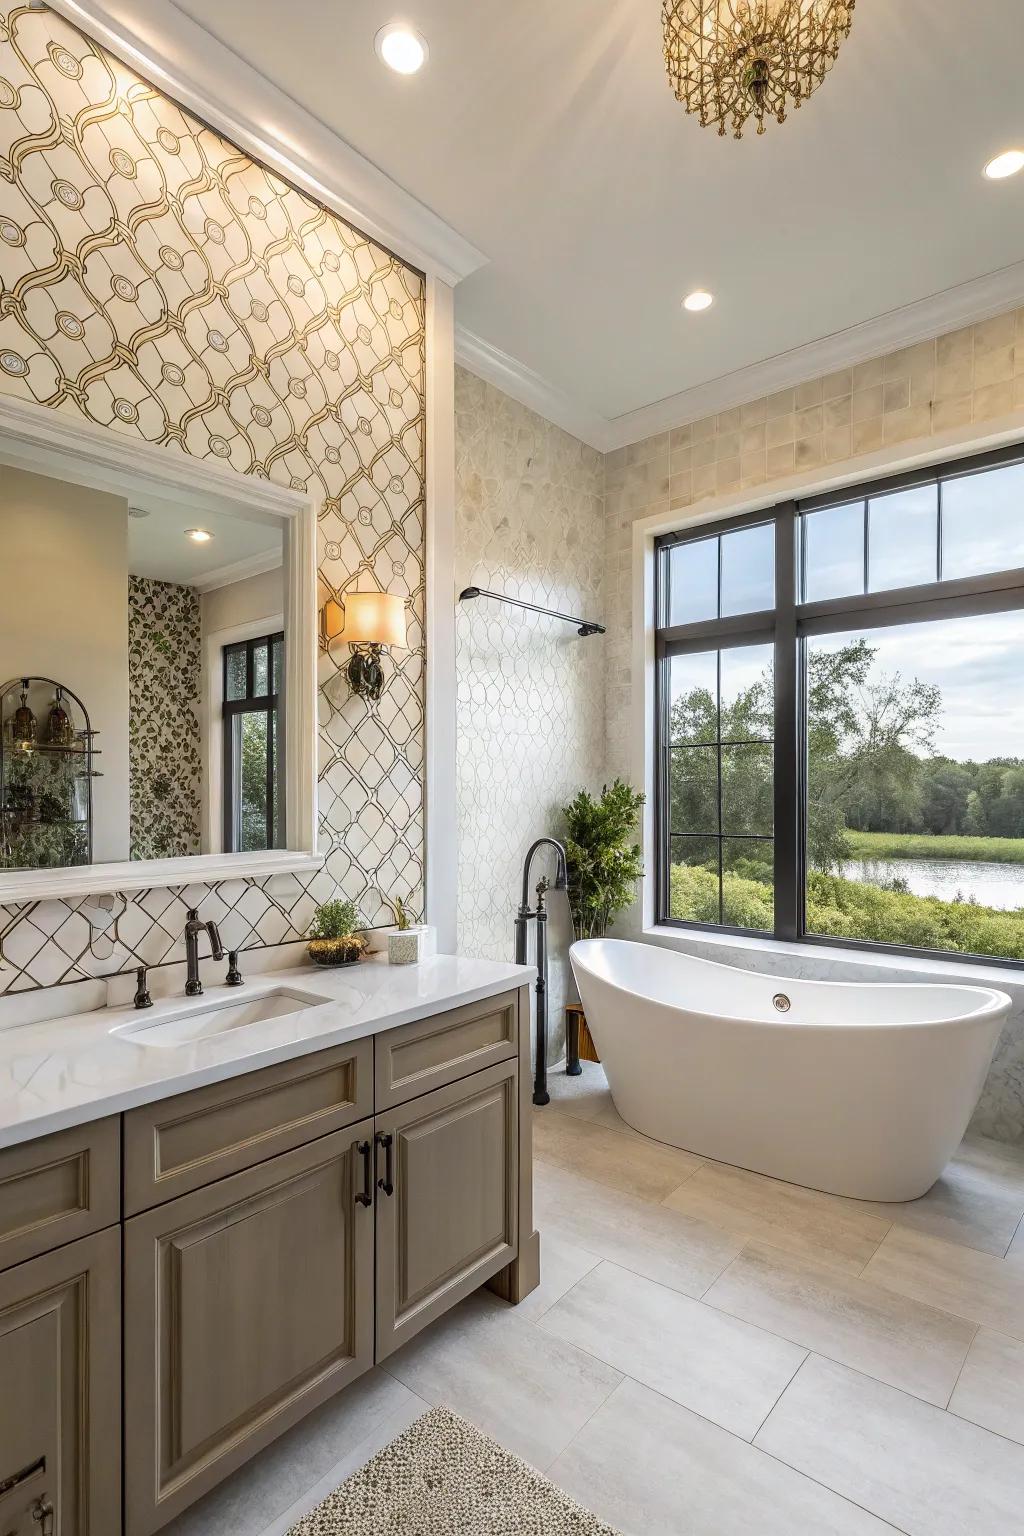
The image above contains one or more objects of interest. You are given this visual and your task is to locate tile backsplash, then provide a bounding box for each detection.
[0,1,425,992]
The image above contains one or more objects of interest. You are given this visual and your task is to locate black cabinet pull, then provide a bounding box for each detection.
[0,1456,45,1499]
[376,1131,394,1196]
[355,1140,373,1207]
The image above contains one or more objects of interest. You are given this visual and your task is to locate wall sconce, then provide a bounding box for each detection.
[321,591,408,702]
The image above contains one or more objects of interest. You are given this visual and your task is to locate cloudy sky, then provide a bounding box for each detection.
[812,611,1024,762]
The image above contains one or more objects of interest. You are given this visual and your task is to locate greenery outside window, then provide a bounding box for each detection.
[655,444,1024,965]
[223,632,284,852]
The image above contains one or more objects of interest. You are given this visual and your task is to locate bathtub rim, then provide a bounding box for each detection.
[570,936,1012,1031]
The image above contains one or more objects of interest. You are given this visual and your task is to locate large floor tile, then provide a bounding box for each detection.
[704,1241,976,1406]
[949,1329,1024,1446]
[662,1159,891,1276]
[261,1391,430,1536]
[862,1225,1024,1340]
[756,1354,1024,1536]
[550,1376,896,1536]
[512,1232,601,1322]
[544,1062,633,1135]
[383,1289,621,1471]
[534,1109,702,1202]
[539,1260,805,1440]
[534,1161,744,1298]
[161,1369,416,1536]
[1007,1215,1024,1263]
[838,1134,1024,1258]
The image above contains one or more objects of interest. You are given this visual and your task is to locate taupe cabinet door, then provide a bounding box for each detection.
[123,1122,375,1536]
[0,1226,121,1536]
[375,1060,518,1361]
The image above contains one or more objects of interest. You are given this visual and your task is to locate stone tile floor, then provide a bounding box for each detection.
[170,1062,1024,1536]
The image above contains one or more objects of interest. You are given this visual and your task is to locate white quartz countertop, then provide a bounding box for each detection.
[0,954,534,1150]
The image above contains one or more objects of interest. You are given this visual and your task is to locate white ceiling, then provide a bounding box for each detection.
[128,502,281,588]
[174,0,1024,426]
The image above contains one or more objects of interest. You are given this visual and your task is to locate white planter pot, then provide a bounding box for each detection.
[385,924,436,965]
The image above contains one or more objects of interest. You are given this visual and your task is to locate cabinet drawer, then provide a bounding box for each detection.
[374,991,519,1110]
[123,1037,373,1215]
[0,1118,119,1272]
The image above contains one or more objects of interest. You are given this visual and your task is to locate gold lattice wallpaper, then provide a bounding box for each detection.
[0,1,426,992]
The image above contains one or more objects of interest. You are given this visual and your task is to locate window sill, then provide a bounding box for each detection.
[643,923,1024,994]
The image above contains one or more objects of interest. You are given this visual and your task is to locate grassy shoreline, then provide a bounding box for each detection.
[670,862,1024,958]
[845,830,1024,866]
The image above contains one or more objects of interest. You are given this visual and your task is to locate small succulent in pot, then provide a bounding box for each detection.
[307,899,367,967]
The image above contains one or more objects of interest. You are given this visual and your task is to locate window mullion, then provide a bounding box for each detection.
[774,504,800,942]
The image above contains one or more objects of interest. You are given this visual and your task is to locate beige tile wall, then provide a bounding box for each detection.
[604,308,1024,779]
[454,368,605,1058]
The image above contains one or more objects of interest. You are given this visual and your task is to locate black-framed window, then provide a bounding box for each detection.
[222,632,284,853]
[655,442,1024,967]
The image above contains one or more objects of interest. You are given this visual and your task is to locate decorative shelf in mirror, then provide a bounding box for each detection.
[1,677,100,872]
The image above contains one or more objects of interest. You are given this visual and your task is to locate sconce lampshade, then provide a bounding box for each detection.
[323,591,407,649]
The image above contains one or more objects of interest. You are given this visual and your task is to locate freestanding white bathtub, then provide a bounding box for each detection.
[570,938,1011,1201]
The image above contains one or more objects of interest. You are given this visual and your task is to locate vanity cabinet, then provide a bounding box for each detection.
[0,1225,121,1536]
[0,982,536,1536]
[123,1124,375,1536]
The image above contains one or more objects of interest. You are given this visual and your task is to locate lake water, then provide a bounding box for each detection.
[842,856,1024,912]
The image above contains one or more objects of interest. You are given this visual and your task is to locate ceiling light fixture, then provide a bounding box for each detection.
[374,23,428,75]
[984,149,1024,181]
[683,289,715,312]
[663,1,856,139]
[186,528,213,543]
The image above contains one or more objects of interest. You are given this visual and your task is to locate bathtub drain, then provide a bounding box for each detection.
[772,993,791,1012]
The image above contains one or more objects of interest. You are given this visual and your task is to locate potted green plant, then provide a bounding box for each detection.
[382,895,436,965]
[562,779,645,940]
[561,780,645,1066]
[306,899,367,967]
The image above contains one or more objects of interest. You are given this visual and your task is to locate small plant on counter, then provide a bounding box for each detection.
[306,898,367,967]
[562,779,645,940]
[392,896,411,931]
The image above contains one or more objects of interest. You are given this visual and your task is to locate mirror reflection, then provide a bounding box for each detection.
[1,465,284,870]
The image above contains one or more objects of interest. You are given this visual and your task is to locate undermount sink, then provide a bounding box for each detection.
[110,987,331,1048]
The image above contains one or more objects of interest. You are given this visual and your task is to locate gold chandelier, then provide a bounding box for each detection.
[662,1,855,139]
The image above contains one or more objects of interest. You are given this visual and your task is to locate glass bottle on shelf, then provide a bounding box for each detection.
[11,680,36,745]
[47,686,74,747]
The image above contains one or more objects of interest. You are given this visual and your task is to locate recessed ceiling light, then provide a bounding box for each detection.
[683,289,714,313]
[374,23,428,75]
[984,149,1024,180]
[186,528,213,543]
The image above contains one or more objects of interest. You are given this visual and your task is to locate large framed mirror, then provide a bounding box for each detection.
[0,395,320,901]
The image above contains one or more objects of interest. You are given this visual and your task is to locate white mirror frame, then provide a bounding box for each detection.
[0,393,322,903]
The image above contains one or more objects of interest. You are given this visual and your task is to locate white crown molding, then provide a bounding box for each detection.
[458,259,1024,456]
[190,550,283,594]
[604,258,1024,452]
[46,0,487,285]
[454,326,609,451]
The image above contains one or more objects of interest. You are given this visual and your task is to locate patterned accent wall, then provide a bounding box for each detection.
[0,2,425,992]
[455,368,606,1059]
[127,576,200,861]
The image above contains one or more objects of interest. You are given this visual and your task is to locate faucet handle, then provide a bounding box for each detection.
[225,951,243,987]
[134,965,153,1009]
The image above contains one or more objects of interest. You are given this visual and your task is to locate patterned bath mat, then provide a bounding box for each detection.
[286,1405,621,1535]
